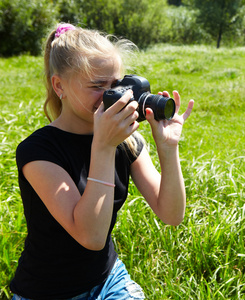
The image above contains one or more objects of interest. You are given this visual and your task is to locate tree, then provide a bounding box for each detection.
[168,0,182,6]
[57,0,168,49]
[0,0,57,56]
[186,0,243,48]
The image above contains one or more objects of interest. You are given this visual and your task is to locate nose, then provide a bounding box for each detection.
[95,90,105,108]
[98,89,105,100]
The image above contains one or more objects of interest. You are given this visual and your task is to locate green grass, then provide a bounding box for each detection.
[1,45,245,299]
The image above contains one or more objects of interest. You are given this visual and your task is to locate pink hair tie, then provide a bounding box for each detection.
[55,24,76,38]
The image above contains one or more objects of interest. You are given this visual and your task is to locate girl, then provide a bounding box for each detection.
[10,23,194,300]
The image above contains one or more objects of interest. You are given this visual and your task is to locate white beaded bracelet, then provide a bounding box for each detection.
[87,177,115,187]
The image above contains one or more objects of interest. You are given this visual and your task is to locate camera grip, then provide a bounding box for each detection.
[103,87,133,111]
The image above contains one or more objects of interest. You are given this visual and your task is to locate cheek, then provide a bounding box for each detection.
[92,90,104,98]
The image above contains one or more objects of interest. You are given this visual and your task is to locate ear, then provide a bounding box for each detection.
[51,74,65,99]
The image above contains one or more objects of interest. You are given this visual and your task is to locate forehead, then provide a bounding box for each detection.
[91,56,121,78]
[72,56,122,85]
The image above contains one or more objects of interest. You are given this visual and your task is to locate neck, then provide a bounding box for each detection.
[50,114,94,135]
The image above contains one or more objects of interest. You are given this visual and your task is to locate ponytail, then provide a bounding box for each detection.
[43,30,62,122]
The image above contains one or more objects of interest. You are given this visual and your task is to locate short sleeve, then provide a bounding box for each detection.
[16,131,65,181]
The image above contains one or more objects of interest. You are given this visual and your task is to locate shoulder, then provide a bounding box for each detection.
[17,126,55,159]
[17,126,54,147]
[16,126,65,172]
[16,126,94,174]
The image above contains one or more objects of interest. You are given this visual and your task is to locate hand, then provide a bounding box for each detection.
[145,90,194,148]
[93,90,139,149]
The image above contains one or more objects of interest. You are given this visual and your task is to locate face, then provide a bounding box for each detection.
[62,56,122,123]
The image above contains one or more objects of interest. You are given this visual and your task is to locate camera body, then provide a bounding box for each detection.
[103,75,175,122]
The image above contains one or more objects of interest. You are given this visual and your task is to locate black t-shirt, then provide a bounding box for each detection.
[10,126,143,300]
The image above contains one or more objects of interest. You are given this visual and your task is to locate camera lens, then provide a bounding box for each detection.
[163,97,175,120]
[138,93,175,121]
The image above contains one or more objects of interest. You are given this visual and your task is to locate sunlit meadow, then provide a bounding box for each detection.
[1,45,245,299]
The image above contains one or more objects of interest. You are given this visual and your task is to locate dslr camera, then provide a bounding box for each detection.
[103,75,175,122]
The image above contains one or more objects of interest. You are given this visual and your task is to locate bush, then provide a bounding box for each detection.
[114,0,169,48]
[54,0,84,26]
[0,0,244,57]
[221,4,245,47]
[165,6,212,45]
[0,0,58,56]
[57,0,170,49]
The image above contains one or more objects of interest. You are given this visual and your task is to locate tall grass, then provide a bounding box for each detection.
[1,45,245,299]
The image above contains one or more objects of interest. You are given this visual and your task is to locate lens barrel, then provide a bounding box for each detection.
[138,93,175,121]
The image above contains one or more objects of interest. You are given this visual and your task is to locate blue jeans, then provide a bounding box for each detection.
[12,258,145,300]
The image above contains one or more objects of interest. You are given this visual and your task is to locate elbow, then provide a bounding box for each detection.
[156,201,185,226]
[165,215,185,226]
[85,241,106,251]
[168,218,184,226]
[72,212,108,251]
[71,221,107,250]
[78,235,107,251]
[159,212,185,226]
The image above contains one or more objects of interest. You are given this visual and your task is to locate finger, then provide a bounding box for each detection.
[123,107,139,126]
[123,121,139,139]
[116,108,139,139]
[118,100,138,122]
[145,107,158,128]
[94,102,104,120]
[172,90,180,114]
[96,101,104,113]
[158,91,171,98]
[107,90,134,114]
[127,119,140,134]
[182,99,194,121]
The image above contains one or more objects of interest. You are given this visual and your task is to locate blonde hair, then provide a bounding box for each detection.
[43,23,140,156]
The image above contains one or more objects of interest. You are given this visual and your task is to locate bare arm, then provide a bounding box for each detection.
[130,145,185,225]
[131,91,194,226]
[23,147,116,250]
[22,90,139,251]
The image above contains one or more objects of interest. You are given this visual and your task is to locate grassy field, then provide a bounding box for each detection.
[0,45,245,299]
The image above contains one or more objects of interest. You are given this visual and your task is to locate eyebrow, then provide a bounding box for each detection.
[90,80,108,85]
[89,78,119,85]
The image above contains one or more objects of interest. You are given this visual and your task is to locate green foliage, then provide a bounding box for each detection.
[187,0,244,48]
[78,0,120,33]
[0,0,245,56]
[114,0,168,48]
[0,0,58,56]
[54,0,84,25]
[165,6,212,44]
[1,46,245,298]
[0,56,46,299]
[168,0,182,5]
[57,0,169,48]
